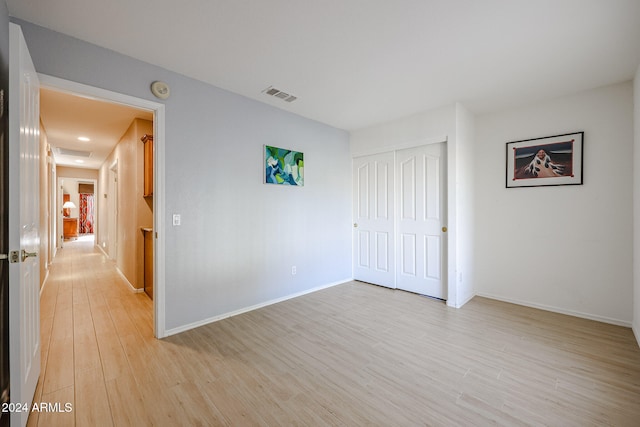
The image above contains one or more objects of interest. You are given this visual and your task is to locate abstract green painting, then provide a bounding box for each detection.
[265,145,304,186]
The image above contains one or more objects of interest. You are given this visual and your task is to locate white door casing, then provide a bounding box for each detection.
[108,161,118,260]
[38,74,167,338]
[396,143,446,299]
[8,23,41,427]
[48,162,56,262]
[57,180,63,248]
[352,152,395,288]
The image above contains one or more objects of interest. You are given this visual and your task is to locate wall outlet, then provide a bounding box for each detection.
[291,266,297,275]
[172,214,181,226]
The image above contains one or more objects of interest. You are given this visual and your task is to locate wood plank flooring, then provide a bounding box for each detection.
[29,237,640,426]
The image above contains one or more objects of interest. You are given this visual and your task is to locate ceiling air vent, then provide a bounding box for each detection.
[262,86,297,103]
[56,147,93,158]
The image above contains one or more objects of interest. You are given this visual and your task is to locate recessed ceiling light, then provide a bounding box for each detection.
[78,136,90,142]
[75,159,85,164]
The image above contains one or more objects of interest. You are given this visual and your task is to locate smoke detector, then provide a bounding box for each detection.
[262,86,297,103]
[151,81,170,100]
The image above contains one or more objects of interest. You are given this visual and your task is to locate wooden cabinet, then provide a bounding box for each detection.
[63,218,78,240]
[142,134,154,197]
[142,228,154,300]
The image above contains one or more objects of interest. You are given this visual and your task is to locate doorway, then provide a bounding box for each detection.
[39,74,166,338]
[352,142,447,300]
[78,186,95,235]
[58,177,98,247]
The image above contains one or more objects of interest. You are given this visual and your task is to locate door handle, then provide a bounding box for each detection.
[21,250,38,262]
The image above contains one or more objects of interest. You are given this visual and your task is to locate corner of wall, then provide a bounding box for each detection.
[474,83,634,325]
[454,103,476,307]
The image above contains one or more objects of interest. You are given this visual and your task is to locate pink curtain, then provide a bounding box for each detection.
[79,193,94,234]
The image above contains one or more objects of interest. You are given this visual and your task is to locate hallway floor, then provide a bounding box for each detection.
[29,238,153,426]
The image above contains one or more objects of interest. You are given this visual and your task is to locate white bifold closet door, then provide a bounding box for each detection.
[353,143,446,300]
[396,143,445,299]
[352,152,396,288]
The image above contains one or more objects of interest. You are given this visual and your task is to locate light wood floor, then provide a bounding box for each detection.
[29,238,640,426]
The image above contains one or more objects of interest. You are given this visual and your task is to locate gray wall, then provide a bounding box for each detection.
[13,19,352,332]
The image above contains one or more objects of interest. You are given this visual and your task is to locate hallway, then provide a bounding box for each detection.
[30,238,153,426]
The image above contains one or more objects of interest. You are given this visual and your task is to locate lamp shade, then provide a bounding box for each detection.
[62,201,76,209]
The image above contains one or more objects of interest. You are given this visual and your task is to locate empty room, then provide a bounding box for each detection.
[2,1,640,426]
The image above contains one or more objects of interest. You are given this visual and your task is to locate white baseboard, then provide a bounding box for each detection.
[96,244,109,258]
[96,244,143,293]
[476,292,632,328]
[447,291,476,309]
[39,269,50,297]
[164,278,352,337]
[114,266,143,293]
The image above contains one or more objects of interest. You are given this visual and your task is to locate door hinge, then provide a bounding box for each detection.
[7,251,20,263]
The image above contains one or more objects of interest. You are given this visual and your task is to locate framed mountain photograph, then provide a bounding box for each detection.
[506,132,583,188]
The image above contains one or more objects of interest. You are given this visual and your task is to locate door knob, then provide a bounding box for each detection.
[442,226,447,233]
[21,250,38,262]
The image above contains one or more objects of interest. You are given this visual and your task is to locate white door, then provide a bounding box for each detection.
[396,143,446,299]
[8,23,41,427]
[352,152,395,288]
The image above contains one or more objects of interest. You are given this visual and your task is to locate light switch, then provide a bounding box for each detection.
[172,214,181,226]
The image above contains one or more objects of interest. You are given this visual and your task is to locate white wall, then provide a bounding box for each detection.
[350,103,476,307]
[454,104,475,306]
[633,66,640,344]
[475,81,634,326]
[57,165,99,180]
[351,105,455,155]
[15,19,352,333]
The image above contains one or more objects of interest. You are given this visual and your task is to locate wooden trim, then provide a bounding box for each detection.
[142,134,153,197]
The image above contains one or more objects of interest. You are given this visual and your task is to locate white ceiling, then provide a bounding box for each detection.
[8,0,640,131]
[40,88,153,169]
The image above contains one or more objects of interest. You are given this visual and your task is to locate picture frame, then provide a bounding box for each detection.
[264,145,304,186]
[506,132,583,188]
